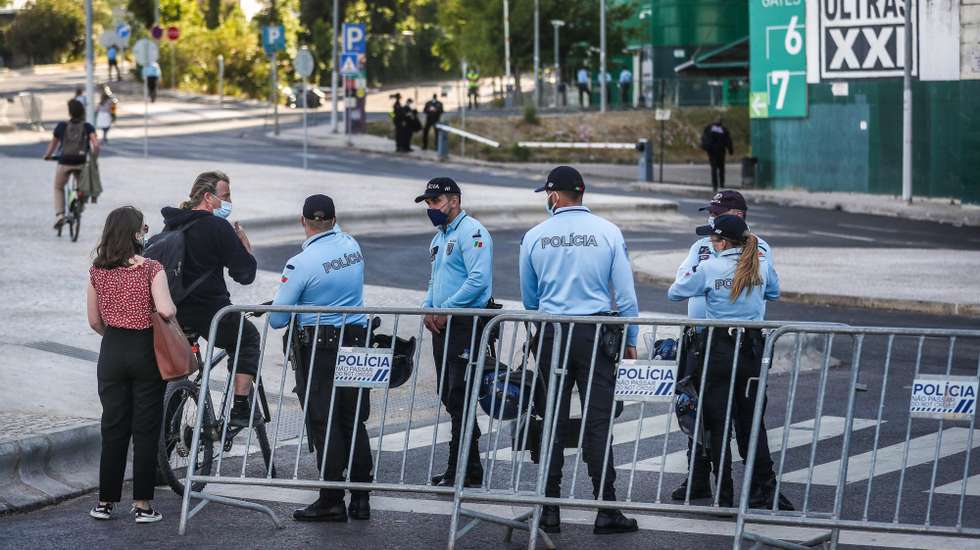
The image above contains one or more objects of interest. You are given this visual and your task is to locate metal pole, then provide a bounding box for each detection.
[143,74,148,158]
[533,0,540,107]
[331,0,339,133]
[503,0,511,85]
[659,80,665,181]
[272,54,279,136]
[901,0,913,203]
[302,77,308,169]
[345,78,352,146]
[460,61,467,157]
[170,41,176,89]
[599,0,607,113]
[84,0,94,126]
[218,54,224,107]
[552,21,562,108]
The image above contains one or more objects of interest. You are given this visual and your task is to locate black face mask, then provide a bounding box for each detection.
[427,206,450,226]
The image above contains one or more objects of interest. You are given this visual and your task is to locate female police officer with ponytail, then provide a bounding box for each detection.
[667,215,792,511]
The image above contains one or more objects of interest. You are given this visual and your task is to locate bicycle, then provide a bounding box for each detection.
[45,156,85,242]
[157,310,278,496]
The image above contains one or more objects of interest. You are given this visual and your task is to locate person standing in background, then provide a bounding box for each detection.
[422,94,444,150]
[619,68,632,106]
[701,116,734,192]
[107,45,121,82]
[576,67,590,108]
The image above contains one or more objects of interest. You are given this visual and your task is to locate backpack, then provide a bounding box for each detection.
[62,121,88,159]
[144,218,212,304]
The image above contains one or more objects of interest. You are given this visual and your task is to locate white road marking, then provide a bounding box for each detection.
[838,223,900,234]
[619,416,877,473]
[203,484,980,549]
[807,230,876,242]
[782,427,980,486]
[935,474,980,496]
[370,417,491,453]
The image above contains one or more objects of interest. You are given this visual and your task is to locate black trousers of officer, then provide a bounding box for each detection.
[422,120,439,150]
[709,153,726,191]
[292,325,373,504]
[535,323,618,500]
[431,315,485,477]
[678,330,711,488]
[701,329,774,497]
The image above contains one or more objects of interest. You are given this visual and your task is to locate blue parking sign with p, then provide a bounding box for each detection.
[342,23,366,53]
[263,24,286,54]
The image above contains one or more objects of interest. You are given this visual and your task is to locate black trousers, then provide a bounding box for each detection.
[292,326,373,504]
[422,121,438,150]
[108,59,120,81]
[178,305,260,378]
[97,327,165,502]
[431,316,485,476]
[535,323,618,500]
[467,88,478,109]
[147,76,158,102]
[678,331,711,485]
[620,83,631,105]
[709,154,726,191]
[701,330,774,492]
[577,84,590,107]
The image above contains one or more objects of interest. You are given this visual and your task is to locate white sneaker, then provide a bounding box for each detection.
[89,502,113,520]
[131,505,163,523]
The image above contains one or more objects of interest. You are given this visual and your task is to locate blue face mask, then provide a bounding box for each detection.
[545,193,557,217]
[427,208,449,227]
[214,200,233,219]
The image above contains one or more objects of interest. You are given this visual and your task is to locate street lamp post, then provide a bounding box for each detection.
[901,0,914,203]
[331,0,339,133]
[533,0,540,107]
[84,0,94,125]
[599,0,607,112]
[503,0,512,99]
[551,20,565,108]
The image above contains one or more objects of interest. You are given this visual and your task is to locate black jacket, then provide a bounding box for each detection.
[160,207,257,310]
[701,123,734,157]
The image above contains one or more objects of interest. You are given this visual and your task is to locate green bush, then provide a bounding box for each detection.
[6,0,84,64]
[523,103,539,125]
[509,142,531,162]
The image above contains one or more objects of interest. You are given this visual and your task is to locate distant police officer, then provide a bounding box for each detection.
[270,195,373,522]
[667,215,791,510]
[416,177,494,487]
[671,190,772,502]
[519,166,639,535]
[466,66,480,109]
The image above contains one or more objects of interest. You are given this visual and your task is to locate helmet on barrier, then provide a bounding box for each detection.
[653,338,678,361]
[479,365,533,421]
[370,333,417,388]
[674,375,704,445]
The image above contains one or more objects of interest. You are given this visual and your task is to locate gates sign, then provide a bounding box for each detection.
[335,347,393,389]
[819,0,917,79]
[750,0,807,118]
[910,375,978,420]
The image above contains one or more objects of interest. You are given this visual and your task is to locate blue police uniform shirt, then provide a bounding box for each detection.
[519,206,640,347]
[667,246,780,321]
[423,210,493,309]
[677,235,772,319]
[270,226,367,329]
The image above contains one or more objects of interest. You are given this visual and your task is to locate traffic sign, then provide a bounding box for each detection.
[262,25,286,55]
[133,38,159,66]
[294,47,314,78]
[339,53,360,76]
[342,23,366,53]
[115,23,131,40]
[167,26,180,41]
[654,108,671,121]
[151,25,163,40]
[749,0,807,118]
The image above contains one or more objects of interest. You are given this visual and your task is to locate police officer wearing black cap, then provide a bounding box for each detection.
[270,195,374,522]
[415,177,495,487]
[671,190,773,503]
[519,166,640,535]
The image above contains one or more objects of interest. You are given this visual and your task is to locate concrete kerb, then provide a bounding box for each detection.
[632,271,980,319]
[0,422,101,514]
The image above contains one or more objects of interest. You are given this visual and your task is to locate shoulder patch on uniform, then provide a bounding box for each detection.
[430,246,439,261]
[285,264,295,270]
[472,230,482,238]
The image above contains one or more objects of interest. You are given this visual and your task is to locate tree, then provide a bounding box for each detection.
[128,0,155,28]
[6,0,85,64]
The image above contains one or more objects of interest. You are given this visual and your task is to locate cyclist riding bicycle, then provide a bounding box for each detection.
[158,171,260,427]
[44,98,98,231]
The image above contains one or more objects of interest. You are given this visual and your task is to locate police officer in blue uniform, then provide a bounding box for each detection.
[270,195,374,522]
[519,166,639,535]
[416,177,495,487]
[671,190,772,502]
[668,215,791,510]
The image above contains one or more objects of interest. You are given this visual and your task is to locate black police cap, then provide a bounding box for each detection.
[535,165,586,193]
[696,214,749,240]
[303,194,335,220]
[414,177,461,203]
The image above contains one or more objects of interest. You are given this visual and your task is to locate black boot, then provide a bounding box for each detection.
[293,499,347,522]
[749,475,795,511]
[539,505,560,534]
[716,478,734,508]
[348,491,370,520]
[671,477,712,501]
[593,509,639,535]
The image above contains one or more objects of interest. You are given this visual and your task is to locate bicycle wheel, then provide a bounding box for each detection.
[158,378,216,496]
[68,199,82,242]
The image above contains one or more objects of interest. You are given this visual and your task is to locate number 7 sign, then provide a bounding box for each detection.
[750,1,807,118]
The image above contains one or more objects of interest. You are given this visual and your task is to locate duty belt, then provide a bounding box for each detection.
[297,324,366,349]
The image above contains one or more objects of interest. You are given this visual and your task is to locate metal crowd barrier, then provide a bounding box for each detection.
[17,92,43,130]
[177,305,519,535]
[736,325,980,549]
[447,313,846,549]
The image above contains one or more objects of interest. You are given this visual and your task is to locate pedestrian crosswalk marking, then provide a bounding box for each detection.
[934,474,980,496]
[370,417,491,453]
[618,416,877,473]
[781,427,980,486]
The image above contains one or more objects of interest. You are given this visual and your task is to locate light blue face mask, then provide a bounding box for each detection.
[214,200,233,219]
[545,193,557,217]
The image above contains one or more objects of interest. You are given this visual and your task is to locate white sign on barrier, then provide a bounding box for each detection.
[335,347,394,388]
[615,359,677,402]
[910,375,978,420]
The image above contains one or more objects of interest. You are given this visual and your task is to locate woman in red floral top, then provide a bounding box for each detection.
[86,206,176,524]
